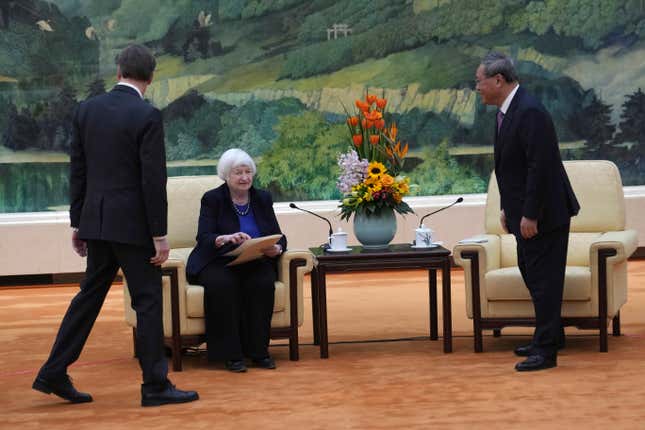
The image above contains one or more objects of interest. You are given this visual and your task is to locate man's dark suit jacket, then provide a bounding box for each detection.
[186,183,287,283]
[70,85,168,246]
[495,86,580,234]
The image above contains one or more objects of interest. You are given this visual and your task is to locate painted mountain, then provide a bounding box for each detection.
[1,0,644,212]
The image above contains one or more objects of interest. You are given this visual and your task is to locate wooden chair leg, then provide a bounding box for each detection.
[493,328,502,337]
[600,327,608,352]
[474,320,483,353]
[289,328,300,361]
[171,343,183,371]
[612,312,621,336]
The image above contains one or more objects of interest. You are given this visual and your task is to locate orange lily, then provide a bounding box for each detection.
[355,100,370,112]
[363,110,382,121]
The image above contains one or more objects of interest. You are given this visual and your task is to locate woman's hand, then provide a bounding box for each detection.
[262,244,282,257]
[215,232,251,247]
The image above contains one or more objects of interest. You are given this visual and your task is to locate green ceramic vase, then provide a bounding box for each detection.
[353,208,397,249]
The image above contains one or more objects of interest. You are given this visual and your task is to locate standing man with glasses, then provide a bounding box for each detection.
[475,52,580,371]
[33,44,199,406]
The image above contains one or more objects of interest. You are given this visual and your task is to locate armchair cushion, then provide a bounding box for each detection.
[186,282,287,318]
[486,266,591,301]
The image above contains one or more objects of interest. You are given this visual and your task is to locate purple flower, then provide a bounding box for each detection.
[337,150,368,194]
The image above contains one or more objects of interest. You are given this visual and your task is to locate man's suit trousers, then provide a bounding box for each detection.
[39,240,168,385]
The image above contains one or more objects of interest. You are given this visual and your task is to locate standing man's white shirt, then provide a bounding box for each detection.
[116,82,144,99]
[500,84,520,114]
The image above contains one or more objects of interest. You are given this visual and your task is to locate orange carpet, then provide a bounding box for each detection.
[2,263,645,429]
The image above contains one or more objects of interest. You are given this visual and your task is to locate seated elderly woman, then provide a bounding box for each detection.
[186,148,286,372]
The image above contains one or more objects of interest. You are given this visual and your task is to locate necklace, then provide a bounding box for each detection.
[231,195,251,216]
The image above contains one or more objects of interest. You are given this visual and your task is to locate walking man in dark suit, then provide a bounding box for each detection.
[33,44,198,405]
[475,52,580,371]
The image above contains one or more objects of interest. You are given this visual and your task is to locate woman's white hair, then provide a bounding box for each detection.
[217,148,257,180]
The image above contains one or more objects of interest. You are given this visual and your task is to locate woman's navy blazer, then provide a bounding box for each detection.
[186,183,287,283]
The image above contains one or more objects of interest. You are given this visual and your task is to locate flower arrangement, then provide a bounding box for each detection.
[337,94,414,221]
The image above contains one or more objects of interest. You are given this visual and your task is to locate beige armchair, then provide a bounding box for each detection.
[123,175,315,370]
[453,160,638,352]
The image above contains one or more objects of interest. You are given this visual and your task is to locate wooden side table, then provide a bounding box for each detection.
[309,244,453,358]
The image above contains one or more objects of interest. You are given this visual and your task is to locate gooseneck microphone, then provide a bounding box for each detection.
[289,203,333,242]
[418,197,463,228]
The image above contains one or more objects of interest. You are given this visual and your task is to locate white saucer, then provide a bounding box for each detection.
[410,241,443,249]
[326,247,352,253]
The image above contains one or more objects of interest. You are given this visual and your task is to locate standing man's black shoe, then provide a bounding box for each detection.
[225,359,248,373]
[515,355,557,372]
[141,381,199,407]
[252,356,276,369]
[32,374,93,403]
[514,343,535,357]
[514,341,565,357]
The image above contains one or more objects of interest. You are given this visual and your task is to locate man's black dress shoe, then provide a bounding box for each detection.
[252,356,276,369]
[32,374,93,403]
[515,355,557,372]
[225,359,248,373]
[514,344,536,357]
[141,382,199,407]
[514,342,565,357]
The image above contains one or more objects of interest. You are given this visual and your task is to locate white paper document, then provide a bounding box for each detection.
[458,236,489,244]
[224,234,283,266]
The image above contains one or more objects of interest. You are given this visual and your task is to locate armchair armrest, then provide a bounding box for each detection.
[278,249,315,281]
[276,250,315,330]
[161,257,187,271]
[590,230,639,264]
[453,234,501,272]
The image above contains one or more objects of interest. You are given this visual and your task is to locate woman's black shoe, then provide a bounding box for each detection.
[252,356,276,369]
[225,359,247,372]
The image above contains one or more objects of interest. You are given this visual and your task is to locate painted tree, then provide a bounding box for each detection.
[86,77,106,99]
[570,94,615,157]
[614,88,645,180]
[614,88,645,147]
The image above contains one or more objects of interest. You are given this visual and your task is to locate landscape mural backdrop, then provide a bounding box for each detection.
[1,0,644,212]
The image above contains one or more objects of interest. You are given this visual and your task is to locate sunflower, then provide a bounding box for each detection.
[367,161,387,178]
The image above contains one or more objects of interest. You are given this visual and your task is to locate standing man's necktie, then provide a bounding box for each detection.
[497,110,504,134]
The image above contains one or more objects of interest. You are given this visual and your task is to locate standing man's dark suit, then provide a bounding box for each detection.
[477,52,579,371]
[33,44,197,406]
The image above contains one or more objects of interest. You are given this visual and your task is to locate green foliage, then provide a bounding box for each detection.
[110,0,195,42]
[297,0,410,44]
[511,0,645,49]
[163,95,305,162]
[570,94,616,155]
[614,88,645,145]
[52,0,122,17]
[281,13,424,79]
[164,98,233,161]
[215,98,305,158]
[415,0,509,41]
[408,142,487,196]
[0,3,98,89]
[394,109,462,150]
[255,111,347,201]
[219,0,306,20]
[85,78,106,99]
